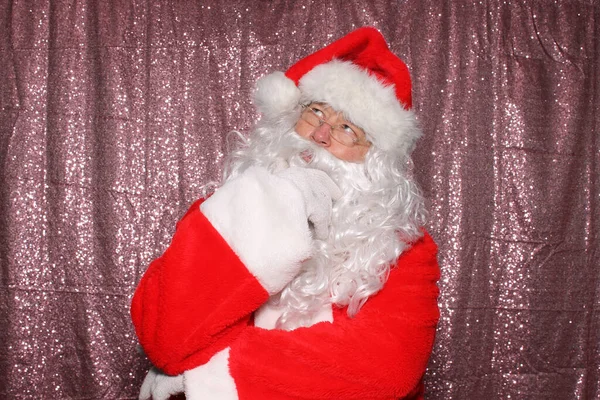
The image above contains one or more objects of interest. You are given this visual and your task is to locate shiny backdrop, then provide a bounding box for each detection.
[0,1,597,399]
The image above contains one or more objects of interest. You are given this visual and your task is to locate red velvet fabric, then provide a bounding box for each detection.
[131,201,440,399]
[229,232,439,400]
[285,27,413,109]
[131,200,270,375]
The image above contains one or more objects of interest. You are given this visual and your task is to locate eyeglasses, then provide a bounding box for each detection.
[300,104,370,148]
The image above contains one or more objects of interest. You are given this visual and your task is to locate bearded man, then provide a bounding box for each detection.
[131,27,440,400]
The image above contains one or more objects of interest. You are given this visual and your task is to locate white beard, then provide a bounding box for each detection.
[221,120,425,330]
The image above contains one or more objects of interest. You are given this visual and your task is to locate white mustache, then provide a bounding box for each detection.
[273,130,371,193]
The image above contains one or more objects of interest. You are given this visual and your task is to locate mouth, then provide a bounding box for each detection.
[300,150,314,164]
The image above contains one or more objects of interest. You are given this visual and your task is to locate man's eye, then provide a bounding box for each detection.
[310,107,325,118]
[341,124,357,137]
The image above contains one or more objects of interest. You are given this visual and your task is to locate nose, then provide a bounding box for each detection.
[311,122,332,146]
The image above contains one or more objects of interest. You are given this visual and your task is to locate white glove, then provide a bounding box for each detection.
[277,167,342,240]
[200,166,341,294]
[184,348,238,399]
[139,367,184,400]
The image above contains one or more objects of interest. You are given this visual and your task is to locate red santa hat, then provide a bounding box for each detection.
[253,27,421,156]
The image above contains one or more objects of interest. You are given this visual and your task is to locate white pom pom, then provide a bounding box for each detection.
[253,71,301,120]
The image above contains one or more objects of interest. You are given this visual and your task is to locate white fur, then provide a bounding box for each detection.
[299,60,421,156]
[139,367,184,400]
[254,301,333,330]
[251,61,421,158]
[200,166,313,295]
[222,122,426,330]
[253,71,301,120]
[184,348,238,400]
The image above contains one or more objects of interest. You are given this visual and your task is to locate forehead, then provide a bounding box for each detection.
[310,101,337,113]
[310,102,358,125]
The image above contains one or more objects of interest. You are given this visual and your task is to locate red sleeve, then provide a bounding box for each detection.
[228,233,440,400]
[130,200,270,375]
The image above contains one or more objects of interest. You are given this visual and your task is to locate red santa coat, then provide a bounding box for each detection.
[131,199,440,399]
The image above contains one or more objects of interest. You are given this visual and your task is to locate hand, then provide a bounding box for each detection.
[277,167,342,240]
[139,367,184,400]
[200,166,336,294]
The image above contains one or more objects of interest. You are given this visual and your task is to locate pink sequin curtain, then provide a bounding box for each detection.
[0,0,597,398]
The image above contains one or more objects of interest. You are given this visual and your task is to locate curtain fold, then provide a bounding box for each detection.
[0,0,597,398]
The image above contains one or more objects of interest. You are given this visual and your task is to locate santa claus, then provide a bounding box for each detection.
[131,27,440,400]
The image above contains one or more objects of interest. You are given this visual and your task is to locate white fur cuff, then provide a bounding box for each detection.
[200,166,313,294]
[184,348,238,400]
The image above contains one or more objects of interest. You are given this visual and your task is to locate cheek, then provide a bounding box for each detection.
[294,120,312,139]
[294,119,369,163]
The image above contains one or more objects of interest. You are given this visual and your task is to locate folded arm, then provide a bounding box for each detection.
[131,166,339,375]
[131,166,440,399]
[130,200,270,374]
[186,232,440,400]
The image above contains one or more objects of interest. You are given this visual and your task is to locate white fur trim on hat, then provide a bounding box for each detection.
[298,60,421,155]
[253,71,301,120]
